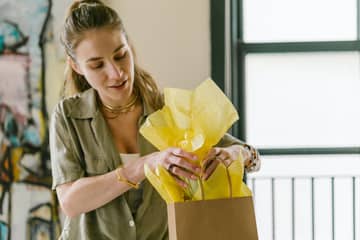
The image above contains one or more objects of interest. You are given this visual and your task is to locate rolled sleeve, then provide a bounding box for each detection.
[50,104,84,190]
[215,133,244,148]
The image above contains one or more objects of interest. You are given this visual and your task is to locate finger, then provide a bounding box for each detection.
[213,147,222,157]
[202,159,219,180]
[203,148,216,160]
[202,148,218,168]
[170,174,188,188]
[203,158,215,171]
[170,148,198,162]
[206,148,217,158]
[215,150,233,167]
[216,150,230,161]
[165,163,175,172]
[168,154,201,175]
[219,154,233,167]
[171,165,198,180]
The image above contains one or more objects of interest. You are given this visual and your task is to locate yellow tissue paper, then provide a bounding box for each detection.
[140,78,252,203]
[192,155,252,201]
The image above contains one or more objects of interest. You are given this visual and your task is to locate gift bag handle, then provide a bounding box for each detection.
[199,163,233,200]
[225,166,233,198]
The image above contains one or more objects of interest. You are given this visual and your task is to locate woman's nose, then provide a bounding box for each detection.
[107,63,123,79]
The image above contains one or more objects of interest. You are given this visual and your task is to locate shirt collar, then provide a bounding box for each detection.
[65,88,98,119]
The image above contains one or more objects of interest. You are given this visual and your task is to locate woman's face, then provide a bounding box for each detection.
[71,28,135,106]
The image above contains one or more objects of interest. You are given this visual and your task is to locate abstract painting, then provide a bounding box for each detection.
[0,0,60,239]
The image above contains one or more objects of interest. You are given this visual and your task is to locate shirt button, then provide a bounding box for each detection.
[129,220,135,227]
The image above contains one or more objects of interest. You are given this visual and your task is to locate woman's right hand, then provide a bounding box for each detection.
[144,148,201,188]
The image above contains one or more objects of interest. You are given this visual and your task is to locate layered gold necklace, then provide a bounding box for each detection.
[99,91,139,119]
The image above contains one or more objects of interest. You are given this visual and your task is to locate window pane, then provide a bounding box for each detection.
[247,155,360,240]
[245,52,360,148]
[243,0,357,42]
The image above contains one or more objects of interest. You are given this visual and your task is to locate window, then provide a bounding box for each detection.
[211,0,360,239]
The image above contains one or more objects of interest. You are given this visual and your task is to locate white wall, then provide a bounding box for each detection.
[109,0,210,89]
[46,0,211,113]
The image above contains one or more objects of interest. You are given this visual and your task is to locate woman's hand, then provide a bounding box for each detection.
[201,145,241,180]
[144,148,201,188]
[201,144,261,180]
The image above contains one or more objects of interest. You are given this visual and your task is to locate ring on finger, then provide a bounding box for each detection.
[167,163,175,172]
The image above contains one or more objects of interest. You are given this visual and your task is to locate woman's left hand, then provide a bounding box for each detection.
[201,144,261,180]
[201,145,242,180]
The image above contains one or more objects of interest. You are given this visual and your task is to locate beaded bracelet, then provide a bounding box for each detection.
[116,167,140,189]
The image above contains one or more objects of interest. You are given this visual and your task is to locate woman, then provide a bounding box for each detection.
[50,0,260,239]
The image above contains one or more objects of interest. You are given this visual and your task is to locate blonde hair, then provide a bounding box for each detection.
[60,0,163,110]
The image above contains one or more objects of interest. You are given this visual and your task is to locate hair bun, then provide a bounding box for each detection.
[70,0,104,12]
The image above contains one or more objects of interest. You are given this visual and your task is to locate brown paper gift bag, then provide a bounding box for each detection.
[167,196,258,240]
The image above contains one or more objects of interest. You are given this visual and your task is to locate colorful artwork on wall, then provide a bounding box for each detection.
[0,0,60,239]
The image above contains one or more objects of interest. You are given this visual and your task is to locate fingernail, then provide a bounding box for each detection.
[192,155,198,160]
[191,174,198,180]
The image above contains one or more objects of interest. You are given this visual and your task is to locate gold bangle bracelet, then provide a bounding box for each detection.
[115,167,140,189]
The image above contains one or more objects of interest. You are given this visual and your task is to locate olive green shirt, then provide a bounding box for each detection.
[50,88,242,240]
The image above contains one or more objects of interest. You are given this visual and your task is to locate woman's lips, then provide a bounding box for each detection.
[109,80,127,89]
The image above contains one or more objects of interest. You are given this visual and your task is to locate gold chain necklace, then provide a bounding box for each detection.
[99,91,139,119]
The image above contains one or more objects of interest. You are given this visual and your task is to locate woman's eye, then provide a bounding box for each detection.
[114,52,127,61]
[90,62,103,69]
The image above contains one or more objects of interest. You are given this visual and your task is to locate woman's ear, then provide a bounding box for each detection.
[68,56,84,75]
